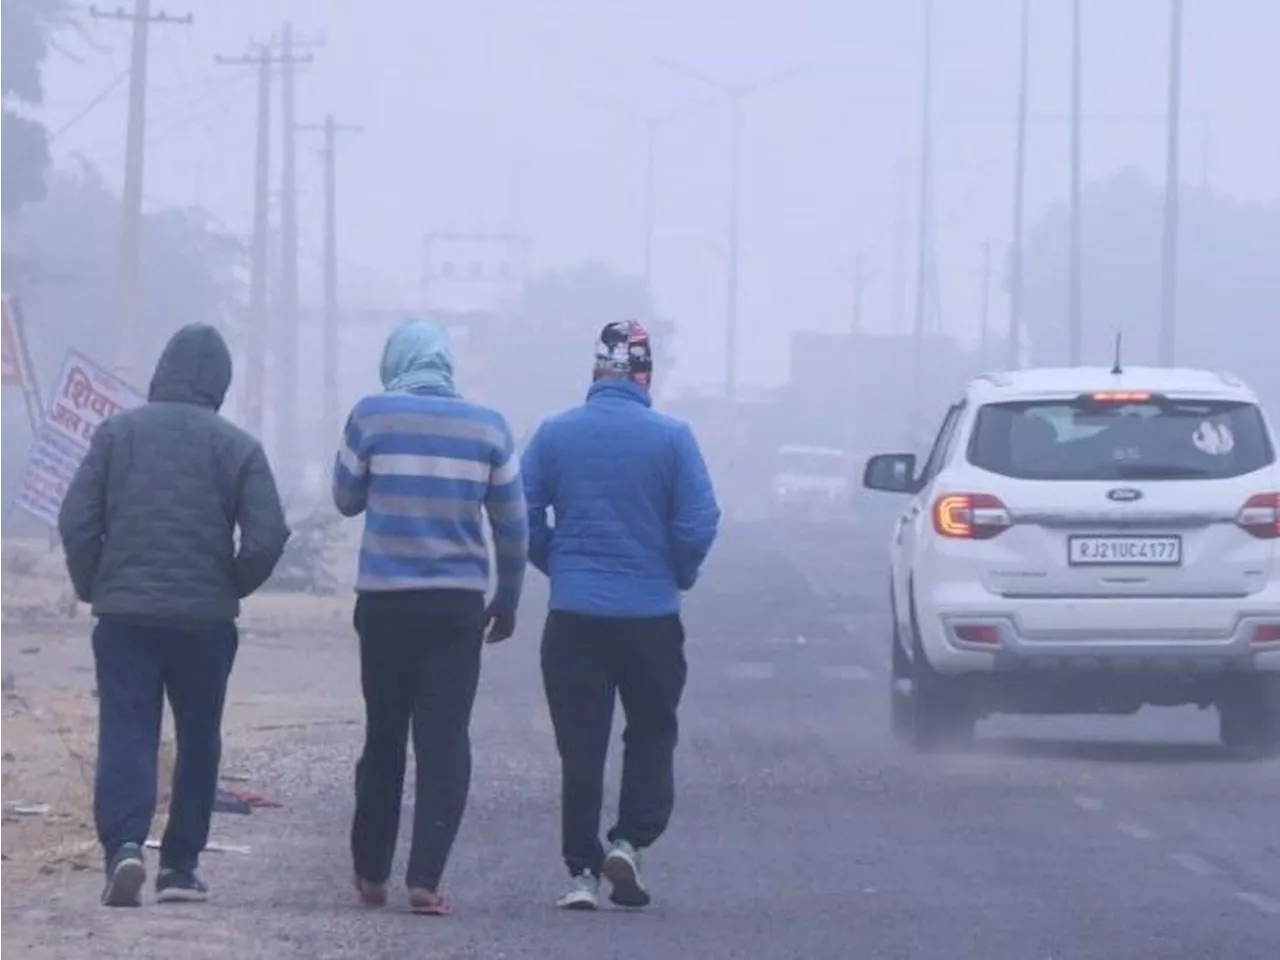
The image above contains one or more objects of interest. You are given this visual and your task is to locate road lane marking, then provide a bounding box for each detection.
[820,664,873,681]
[1168,852,1215,877]
[1115,821,1157,841]
[1071,794,1104,811]
[1234,891,1280,916]
[727,662,777,680]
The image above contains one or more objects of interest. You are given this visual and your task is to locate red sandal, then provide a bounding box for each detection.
[409,889,453,916]
[353,875,387,908]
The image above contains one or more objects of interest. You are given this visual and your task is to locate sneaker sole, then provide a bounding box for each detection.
[156,887,209,904]
[101,858,146,908]
[557,894,600,911]
[602,853,650,908]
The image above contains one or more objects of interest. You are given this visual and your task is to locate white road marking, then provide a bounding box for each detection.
[1115,821,1157,841]
[727,662,777,680]
[1071,794,1104,812]
[1234,891,1280,916]
[1168,852,1215,877]
[820,664,874,681]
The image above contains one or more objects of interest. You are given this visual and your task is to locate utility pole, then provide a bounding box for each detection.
[910,0,935,436]
[655,57,806,407]
[214,45,283,439]
[298,114,363,445]
[1068,0,1083,365]
[91,1,192,382]
[270,22,324,494]
[1159,0,1184,366]
[891,161,909,333]
[1008,0,1031,370]
[980,240,992,354]
[851,249,868,335]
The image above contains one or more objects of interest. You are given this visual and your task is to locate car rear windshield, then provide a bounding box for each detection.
[967,396,1276,481]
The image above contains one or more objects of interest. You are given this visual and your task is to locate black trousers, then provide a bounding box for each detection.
[93,617,238,874]
[541,610,687,877]
[350,589,485,891]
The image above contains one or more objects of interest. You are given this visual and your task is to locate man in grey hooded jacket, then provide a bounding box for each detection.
[58,323,289,907]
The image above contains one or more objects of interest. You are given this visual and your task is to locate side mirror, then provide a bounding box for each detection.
[863,453,918,493]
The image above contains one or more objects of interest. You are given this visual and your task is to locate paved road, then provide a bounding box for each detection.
[7,519,1278,959]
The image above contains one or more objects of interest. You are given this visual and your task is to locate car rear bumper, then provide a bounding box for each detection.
[916,593,1280,676]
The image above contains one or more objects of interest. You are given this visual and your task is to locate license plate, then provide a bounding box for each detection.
[1068,535,1182,566]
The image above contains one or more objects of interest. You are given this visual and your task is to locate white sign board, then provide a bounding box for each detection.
[16,351,145,527]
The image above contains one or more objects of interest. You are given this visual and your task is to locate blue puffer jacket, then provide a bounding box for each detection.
[520,379,721,618]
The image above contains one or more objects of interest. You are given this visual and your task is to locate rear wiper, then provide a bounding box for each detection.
[1110,463,1213,479]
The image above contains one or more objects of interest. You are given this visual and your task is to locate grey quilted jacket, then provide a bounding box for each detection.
[57,323,290,623]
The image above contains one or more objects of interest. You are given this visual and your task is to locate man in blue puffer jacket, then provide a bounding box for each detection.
[521,319,721,911]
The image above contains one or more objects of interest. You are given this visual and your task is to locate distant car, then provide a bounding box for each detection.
[769,444,852,519]
[863,366,1280,753]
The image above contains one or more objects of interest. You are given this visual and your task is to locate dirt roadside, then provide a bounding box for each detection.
[2,542,364,958]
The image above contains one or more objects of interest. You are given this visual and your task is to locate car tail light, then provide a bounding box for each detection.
[1236,493,1280,540]
[955,624,1001,645]
[1089,390,1152,403]
[1252,625,1280,646]
[932,493,1012,540]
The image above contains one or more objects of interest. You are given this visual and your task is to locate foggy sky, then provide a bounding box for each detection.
[38,0,1280,391]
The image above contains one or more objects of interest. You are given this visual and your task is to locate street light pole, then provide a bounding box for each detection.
[588,95,715,314]
[654,58,806,407]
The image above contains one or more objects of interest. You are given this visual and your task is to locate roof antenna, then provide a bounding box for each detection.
[1110,331,1124,375]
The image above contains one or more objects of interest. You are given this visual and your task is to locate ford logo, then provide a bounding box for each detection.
[1106,487,1143,502]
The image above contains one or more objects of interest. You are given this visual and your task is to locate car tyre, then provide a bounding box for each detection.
[889,593,913,743]
[907,593,976,752]
[1218,677,1280,757]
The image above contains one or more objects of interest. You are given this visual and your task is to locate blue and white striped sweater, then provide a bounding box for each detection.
[332,391,528,610]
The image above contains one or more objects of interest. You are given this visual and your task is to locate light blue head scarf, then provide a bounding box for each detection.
[379,318,457,396]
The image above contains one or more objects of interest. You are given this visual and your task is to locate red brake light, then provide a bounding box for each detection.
[1236,493,1280,540]
[955,624,1001,645]
[1252,625,1280,646]
[932,493,1012,540]
[1089,390,1152,403]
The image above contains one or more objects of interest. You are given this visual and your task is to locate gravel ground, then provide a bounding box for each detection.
[3,520,1277,959]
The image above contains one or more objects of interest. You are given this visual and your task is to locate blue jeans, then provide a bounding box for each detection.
[93,618,238,874]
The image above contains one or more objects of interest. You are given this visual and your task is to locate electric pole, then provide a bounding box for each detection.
[1159,0,1184,366]
[851,249,868,335]
[980,240,992,355]
[1068,0,1083,365]
[655,57,806,407]
[215,45,287,439]
[891,161,908,333]
[270,22,324,495]
[298,114,363,447]
[91,1,192,382]
[910,0,935,437]
[1008,0,1031,370]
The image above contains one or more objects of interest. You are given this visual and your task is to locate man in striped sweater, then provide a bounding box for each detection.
[332,317,528,916]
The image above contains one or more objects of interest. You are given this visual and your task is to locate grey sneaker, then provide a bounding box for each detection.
[602,840,650,907]
[155,869,209,904]
[556,871,600,910]
[101,843,146,907]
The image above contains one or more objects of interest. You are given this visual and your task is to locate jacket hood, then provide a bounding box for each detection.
[380,318,457,395]
[147,323,233,410]
[587,377,652,408]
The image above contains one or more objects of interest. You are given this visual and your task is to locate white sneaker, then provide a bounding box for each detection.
[602,840,650,907]
[556,872,600,910]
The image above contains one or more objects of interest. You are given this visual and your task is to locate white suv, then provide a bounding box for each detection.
[863,366,1280,753]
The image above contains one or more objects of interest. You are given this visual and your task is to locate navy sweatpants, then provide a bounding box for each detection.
[93,618,238,873]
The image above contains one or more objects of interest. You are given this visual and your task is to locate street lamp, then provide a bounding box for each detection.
[587,95,718,305]
[653,56,807,406]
